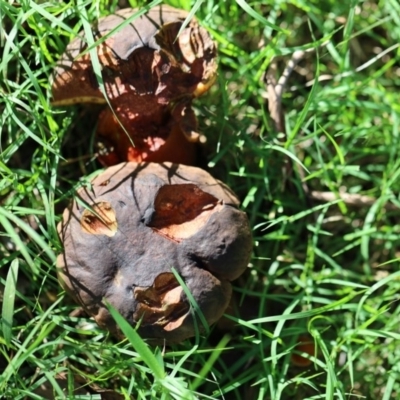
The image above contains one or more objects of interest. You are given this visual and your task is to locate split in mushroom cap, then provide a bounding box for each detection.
[57,162,252,343]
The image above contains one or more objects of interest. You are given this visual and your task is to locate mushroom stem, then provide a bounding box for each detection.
[96,108,197,166]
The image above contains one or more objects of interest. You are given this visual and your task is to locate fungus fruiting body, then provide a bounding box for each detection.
[291,335,316,367]
[52,5,217,166]
[57,162,252,343]
[95,109,197,166]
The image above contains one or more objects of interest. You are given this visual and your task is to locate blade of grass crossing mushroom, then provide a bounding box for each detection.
[75,0,130,144]
[175,0,203,40]
[105,300,166,380]
[73,194,118,235]
[76,0,106,100]
[75,0,141,149]
[78,0,163,58]
[2,259,19,348]
[171,267,210,335]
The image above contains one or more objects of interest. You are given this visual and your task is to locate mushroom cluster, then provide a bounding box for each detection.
[55,5,252,343]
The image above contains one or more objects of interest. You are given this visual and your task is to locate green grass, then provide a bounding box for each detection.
[2,0,400,398]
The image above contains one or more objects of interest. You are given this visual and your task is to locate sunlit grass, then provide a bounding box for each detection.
[1,0,400,399]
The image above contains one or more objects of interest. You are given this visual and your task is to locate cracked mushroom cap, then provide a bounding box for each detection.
[57,162,252,343]
[51,5,217,145]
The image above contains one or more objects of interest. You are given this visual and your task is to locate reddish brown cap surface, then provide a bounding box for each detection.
[95,108,198,166]
[57,162,252,343]
[51,5,217,145]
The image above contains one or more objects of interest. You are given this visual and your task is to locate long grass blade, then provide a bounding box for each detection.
[2,258,19,347]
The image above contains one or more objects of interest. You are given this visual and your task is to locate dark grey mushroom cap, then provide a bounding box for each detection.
[57,162,252,343]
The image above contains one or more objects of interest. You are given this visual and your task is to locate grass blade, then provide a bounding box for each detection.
[2,259,19,347]
[105,300,166,380]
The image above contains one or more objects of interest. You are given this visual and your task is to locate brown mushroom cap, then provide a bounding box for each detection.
[57,162,252,343]
[51,5,217,145]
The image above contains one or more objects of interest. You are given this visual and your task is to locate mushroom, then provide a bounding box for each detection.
[95,108,197,166]
[57,162,252,343]
[291,335,316,367]
[52,5,217,166]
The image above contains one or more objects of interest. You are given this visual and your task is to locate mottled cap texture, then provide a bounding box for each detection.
[57,162,252,343]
